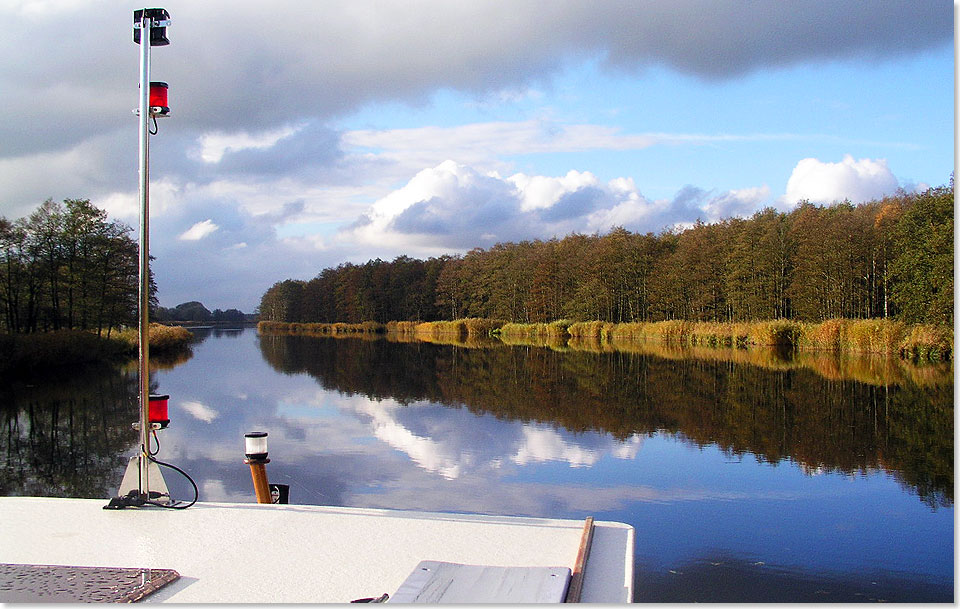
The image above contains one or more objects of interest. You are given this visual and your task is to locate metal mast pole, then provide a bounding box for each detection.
[137,10,152,499]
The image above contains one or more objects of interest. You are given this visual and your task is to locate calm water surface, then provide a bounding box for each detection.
[1,327,953,602]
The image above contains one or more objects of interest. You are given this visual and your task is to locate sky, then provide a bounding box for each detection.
[0,1,954,312]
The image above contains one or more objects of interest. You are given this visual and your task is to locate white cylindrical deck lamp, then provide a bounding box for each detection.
[243,432,272,504]
[244,432,269,461]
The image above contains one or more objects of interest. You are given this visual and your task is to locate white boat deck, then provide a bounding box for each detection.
[0,497,633,603]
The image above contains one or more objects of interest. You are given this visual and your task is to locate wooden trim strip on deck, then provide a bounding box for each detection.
[564,517,595,603]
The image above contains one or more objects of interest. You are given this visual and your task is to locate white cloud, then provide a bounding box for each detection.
[782,155,899,205]
[341,395,648,480]
[178,219,219,241]
[351,397,468,479]
[340,160,775,255]
[196,125,300,163]
[340,121,771,179]
[512,427,600,467]
[508,170,602,212]
[179,400,219,423]
[702,185,772,219]
[3,0,85,17]
[93,191,138,222]
[199,478,252,502]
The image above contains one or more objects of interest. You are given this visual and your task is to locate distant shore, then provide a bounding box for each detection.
[0,324,194,377]
[258,317,952,362]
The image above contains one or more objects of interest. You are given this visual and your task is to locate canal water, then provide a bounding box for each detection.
[1,327,953,602]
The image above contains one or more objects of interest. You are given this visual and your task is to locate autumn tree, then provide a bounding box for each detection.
[258,279,305,322]
[259,180,952,328]
[0,198,140,335]
[890,185,954,324]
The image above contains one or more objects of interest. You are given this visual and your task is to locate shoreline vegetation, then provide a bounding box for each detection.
[257,317,953,362]
[259,186,953,335]
[0,324,194,377]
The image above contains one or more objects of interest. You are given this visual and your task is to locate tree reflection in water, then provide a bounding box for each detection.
[0,366,140,498]
[258,334,953,508]
[0,330,950,602]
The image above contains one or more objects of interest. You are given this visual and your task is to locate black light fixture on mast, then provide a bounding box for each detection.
[133,8,170,45]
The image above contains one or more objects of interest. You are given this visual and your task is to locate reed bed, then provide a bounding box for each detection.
[743,320,804,347]
[899,324,953,361]
[496,319,573,341]
[261,317,951,362]
[116,323,194,352]
[385,321,420,335]
[410,318,508,338]
[594,319,798,347]
[579,318,949,360]
[567,320,616,341]
[0,323,194,376]
[497,333,570,351]
[797,318,854,351]
[794,319,951,359]
[592,332,952,387]
[412,320,466,338]
[0,330,123,375]
[257,321,385,335]
[462,318,508,337]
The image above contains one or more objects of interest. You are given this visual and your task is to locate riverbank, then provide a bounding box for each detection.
[258,318,952,361]
[0,324,194,377]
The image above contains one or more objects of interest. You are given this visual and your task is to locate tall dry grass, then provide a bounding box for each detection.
[797,318,848,351]
[116,323,194,352]
[743,320,804,347]
[593,317,950,362]
[567,321,615,341]
[257,321,385,335]
[463,318,508,337]
[413,320,465,338]
[0,330,124,375]
[497,319,573,340]
[899,324,953,361]
[794,318,951,359]
[385,321,420,335]
[0,323,194,376]
[411,318,507,338]
[262,316,951,362]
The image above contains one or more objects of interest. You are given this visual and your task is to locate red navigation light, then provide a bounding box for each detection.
[149,394,170,428]
[149,82,169,116]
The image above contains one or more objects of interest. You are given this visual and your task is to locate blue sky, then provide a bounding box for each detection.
[0,1,953,311]
[333,50,951,203]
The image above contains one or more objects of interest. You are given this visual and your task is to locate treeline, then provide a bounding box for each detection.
[259,255,446,326]
[260,184,953,327]
[0,199,150,336]
[155,300,249,323]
